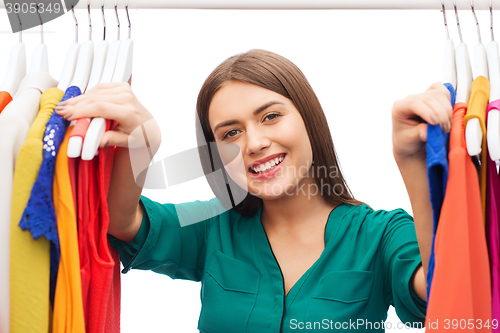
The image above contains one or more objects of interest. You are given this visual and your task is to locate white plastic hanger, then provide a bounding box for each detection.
[99,0,122,84]
[58,2,79,92]
[29,2,49,74]
[69,0,94,93]
[466,0,489,157]
[487,0,500,161]
[82,0,133,160]
[453,0,473,107]
[86,0,109,91]
[0,10,26,97]
[67,0,95,157]
[441,1,456,89]
[111,0,133,83]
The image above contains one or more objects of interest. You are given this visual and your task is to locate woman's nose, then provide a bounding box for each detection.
[245,127,271,155]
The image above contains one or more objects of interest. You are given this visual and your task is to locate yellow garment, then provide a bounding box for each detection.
[464,75,489,225]
[9,87,64,333]
[52,126,85,333]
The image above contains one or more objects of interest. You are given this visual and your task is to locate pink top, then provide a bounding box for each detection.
[486,100,500,331]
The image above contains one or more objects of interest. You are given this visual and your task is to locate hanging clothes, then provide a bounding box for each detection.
[9,86,64,333]
[0,72,57,333]
[69,93,121,332]
[19,87,75,306]
[425,83,456,299]
[0,91,12,115]
[464,75,490,224]
[426,102,491,331]
[78,154,92,326]
[52,125,86,333]
[486,101,500,332]
[87,119,121,333]
[76,119,121,332]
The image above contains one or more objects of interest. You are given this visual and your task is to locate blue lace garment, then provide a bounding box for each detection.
[19,86,82,305]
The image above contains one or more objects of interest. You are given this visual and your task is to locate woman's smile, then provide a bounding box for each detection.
[249,153,286,179]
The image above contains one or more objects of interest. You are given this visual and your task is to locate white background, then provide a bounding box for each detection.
[0,4,491,332]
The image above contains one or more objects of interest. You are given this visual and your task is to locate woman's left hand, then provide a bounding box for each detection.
[391,82,453,162]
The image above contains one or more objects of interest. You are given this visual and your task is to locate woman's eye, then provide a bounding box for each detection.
[265,113,280,121]
[222,114,281,140]
[223,130,239,139]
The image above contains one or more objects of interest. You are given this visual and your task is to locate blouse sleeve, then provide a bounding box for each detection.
[380,208,427,328]
[108,195,225,282]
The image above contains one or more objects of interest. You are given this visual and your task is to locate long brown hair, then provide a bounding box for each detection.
[196,49,364,217]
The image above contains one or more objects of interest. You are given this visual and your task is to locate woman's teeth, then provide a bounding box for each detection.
[251,155,284,174]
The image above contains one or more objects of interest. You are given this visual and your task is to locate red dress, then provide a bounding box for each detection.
[73,119,121,332]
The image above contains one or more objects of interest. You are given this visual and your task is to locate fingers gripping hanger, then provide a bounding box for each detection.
[29,0,49,73]
[442,0,456,89]
[67,0,95,157]
[466,0,489,156]
[487,0,500,160]
[58,0,80,92]
[0,4,26,97]
[81,0,133,160]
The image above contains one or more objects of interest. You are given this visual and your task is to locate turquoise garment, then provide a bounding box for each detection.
[109,196,426,332]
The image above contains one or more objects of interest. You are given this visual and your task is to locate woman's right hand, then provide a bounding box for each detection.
[55,82,161,241]
[55,82,162,154]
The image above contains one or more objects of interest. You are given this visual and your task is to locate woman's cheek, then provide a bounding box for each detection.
[218,142,249,190]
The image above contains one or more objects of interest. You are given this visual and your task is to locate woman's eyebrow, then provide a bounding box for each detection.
[213,100,284,133]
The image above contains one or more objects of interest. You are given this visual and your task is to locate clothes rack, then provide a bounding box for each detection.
[0,0,499,10]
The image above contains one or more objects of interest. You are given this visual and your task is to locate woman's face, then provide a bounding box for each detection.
[208,81,314,200]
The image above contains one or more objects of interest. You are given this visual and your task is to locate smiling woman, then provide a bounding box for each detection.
[195,49,364,216]
[58,46,445,332]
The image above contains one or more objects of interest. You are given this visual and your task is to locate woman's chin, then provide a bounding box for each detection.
[247,181,294,201]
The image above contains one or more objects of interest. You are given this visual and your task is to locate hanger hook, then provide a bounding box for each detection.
[71,0,78,43]
[441,0,450,40]
[471,0,482,44]
[115,0,120,40]
[126,0,131,39]
[102,0,106,40]
[87,0,92,40]
[491,0,494,41]
[88,0,92,40]
[15,0,22,43]
[452,0,463,44]
[36,0,43,44]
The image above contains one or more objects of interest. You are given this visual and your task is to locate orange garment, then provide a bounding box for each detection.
[52,126,85,333]
[426,102,491,331]
[464,75,490,224]
[0,91,12,114]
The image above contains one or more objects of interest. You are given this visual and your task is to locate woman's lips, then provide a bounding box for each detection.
[248,154,286,179]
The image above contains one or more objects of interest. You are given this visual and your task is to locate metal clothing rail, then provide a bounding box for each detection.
[1,0,500,10]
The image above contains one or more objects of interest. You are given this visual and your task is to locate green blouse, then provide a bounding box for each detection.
[109,196,427,332]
